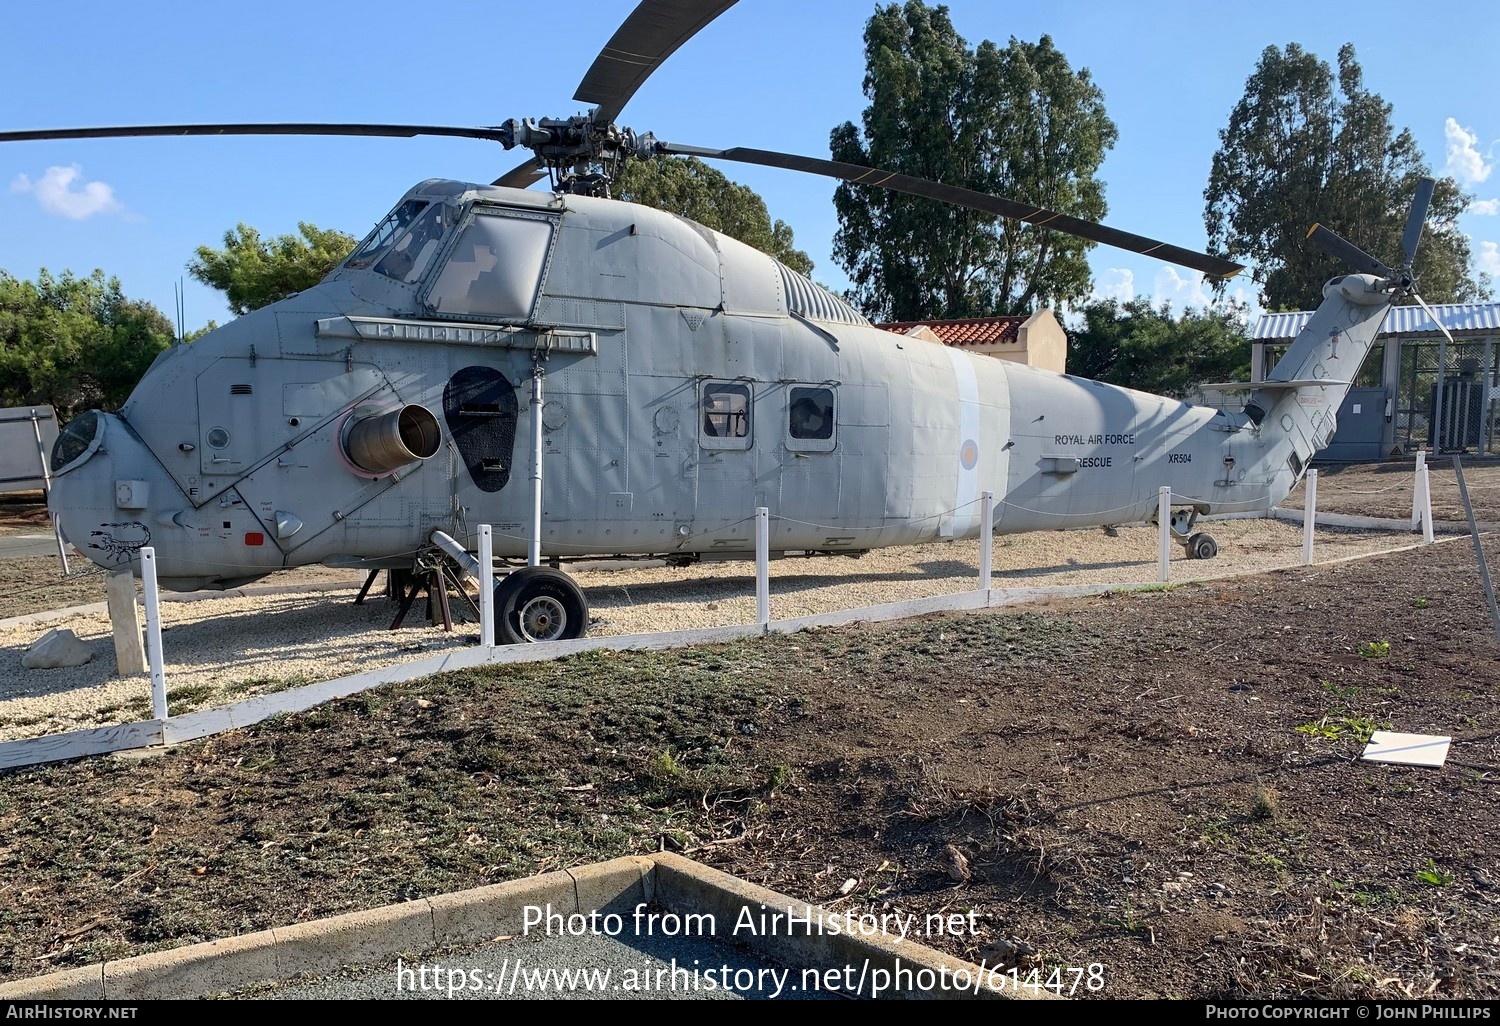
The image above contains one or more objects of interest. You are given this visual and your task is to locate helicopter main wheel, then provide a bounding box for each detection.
[1186,532,1219,560]
[493,567,589,644]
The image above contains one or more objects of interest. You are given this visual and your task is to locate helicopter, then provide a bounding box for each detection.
[3,0,1422,645]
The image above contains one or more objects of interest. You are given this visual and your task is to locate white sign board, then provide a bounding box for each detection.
[1362,730,1452,768]
[0,406,58,494]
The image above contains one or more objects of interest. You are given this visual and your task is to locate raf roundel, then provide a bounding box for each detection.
[959,439,979,471]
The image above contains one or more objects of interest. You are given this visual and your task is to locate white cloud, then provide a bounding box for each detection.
[1091,267,1134,304]
[9,164,121,219]
[1444,118,1492,185]
[1154,267,1213,310]
[1470,198,1499,216]
[1083,264,1257,319]
[1478,241,1500,278]
[1151,267,1257,317]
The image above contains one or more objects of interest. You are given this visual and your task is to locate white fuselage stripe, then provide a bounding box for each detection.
[944,346,982,537]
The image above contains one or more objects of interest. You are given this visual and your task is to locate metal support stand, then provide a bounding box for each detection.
[1453,456,1500,644]
[354,569,381,605]
[388,569,455,631]
[29,410,68,573]
[431,570,454,631]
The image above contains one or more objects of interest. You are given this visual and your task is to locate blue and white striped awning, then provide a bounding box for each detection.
[1254,302,1500,342]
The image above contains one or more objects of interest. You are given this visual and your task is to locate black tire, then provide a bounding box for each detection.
[493,567,589,644]
[1187,533,1218,560]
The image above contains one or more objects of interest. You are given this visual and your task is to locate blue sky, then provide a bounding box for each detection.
[1,0,1496,333]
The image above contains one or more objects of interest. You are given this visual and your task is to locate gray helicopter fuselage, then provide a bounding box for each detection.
[47,179,1393,590]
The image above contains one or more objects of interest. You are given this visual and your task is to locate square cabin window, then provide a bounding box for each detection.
[701,381,752,450]
[787,385,836,452]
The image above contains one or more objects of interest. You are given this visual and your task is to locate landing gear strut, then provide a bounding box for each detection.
[1166,508,1219,561]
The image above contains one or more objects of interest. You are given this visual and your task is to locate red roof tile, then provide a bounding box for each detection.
[876,316,1027,347]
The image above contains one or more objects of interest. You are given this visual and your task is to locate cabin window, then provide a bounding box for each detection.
[346,200,429,269]
[700,381,752,450]
[424,212,553,321]
[786,385,836,452]
[374,204,453,283]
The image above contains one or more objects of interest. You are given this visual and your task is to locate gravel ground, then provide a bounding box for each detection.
[0,517,1424,742]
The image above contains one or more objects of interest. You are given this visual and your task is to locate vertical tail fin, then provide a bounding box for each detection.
[1246,274,1394,471]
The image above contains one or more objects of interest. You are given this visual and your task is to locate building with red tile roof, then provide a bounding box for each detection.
[875,310,1067,374]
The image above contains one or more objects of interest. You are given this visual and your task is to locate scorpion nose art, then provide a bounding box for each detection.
[47,412,163,572]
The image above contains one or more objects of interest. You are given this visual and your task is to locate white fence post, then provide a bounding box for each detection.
[140,547,167,721]
[1411,450,1427,530]
[978,491,994,591]
[1157,487,1171,583]
[1420,466,1435,544]
[1302,469,1318,565]
[755,507,770,628]
[477,525,494,647]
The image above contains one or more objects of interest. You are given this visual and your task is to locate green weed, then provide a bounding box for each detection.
[1416,859,1453,887]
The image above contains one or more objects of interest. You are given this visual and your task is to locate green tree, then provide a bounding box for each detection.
[0,269,175,420]
[615,156,813,275]
[1068,298,1250,398]
[189,222,356,316]
[830,3,1116,321]
[1206,43,1487,311]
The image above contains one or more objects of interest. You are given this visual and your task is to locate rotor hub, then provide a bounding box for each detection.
[498,114,657,195]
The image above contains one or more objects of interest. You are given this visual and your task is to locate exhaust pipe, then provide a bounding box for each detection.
[343,404,441,475]
[428,529,481,581]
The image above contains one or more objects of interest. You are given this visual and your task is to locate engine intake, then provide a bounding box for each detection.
[343,404,441,475]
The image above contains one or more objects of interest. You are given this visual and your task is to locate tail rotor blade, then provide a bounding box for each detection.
[1306,224,1394,278]
[1401,177,1436,268]
[1411,290,1457,348]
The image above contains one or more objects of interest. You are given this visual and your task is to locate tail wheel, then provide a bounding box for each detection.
[493,566,589,644]
[1186,533,1218,560]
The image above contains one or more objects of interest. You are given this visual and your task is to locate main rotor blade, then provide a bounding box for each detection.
[494,160,547,189]
[1305,223,1394,278]
[0,123,511,144]
[575,0,739,125]
[1401,177,1436,268]
[493,2,738,190]
[660,143,1244,279]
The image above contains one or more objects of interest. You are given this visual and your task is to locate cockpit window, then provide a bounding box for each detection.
[51,410,103,474]
[374,204,452,283]
[346,200,429,269]
[425,212,553,320]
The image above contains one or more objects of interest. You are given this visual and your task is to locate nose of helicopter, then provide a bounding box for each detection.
[48,410,171,574]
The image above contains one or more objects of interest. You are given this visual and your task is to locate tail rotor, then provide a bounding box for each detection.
[1305,176,1436,294]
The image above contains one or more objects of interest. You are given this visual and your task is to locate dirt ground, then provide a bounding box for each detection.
[0,464,1497,1000]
